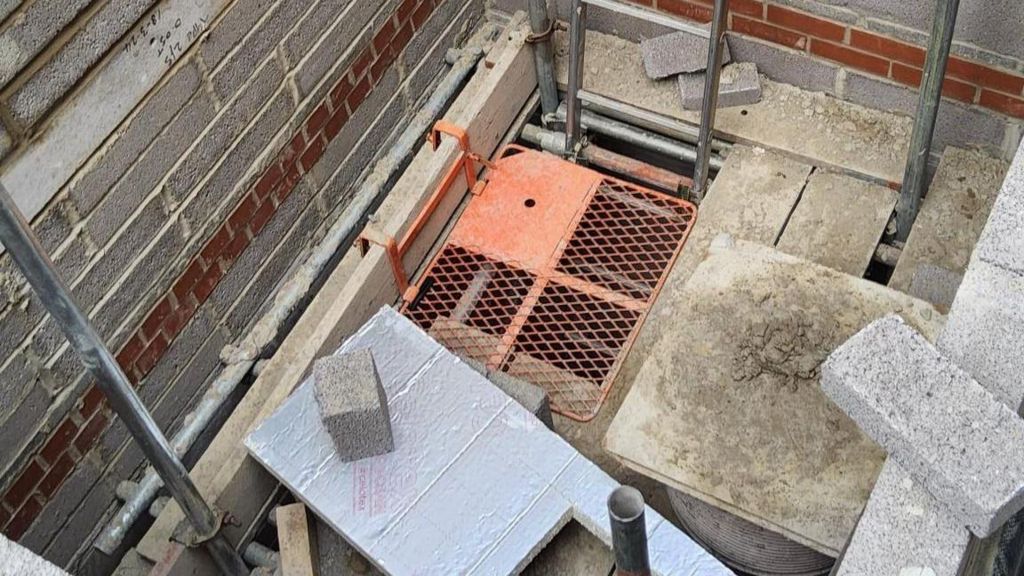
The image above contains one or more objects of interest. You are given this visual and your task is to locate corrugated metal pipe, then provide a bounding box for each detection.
[93,40,490,554]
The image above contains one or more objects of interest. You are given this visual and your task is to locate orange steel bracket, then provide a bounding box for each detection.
[357,121,493,303]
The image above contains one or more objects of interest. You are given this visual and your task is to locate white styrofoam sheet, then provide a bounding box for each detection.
[246,307,730,576]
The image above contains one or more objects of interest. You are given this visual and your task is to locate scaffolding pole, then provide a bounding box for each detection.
[691,0,730,201]
[894,0,960,241]
[0,185,248,576]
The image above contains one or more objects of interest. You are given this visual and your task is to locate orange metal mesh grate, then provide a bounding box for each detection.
[402,147,696,421]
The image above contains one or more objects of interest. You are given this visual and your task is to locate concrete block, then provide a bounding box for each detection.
[908,264,963,312]
[939,259,1024,414]
[293,0,393,97]
[165,58,283,203]
[678,62,761,110]
[975,144,1024,277]
[282,0,357,66]
[0,353,33,421]
[0,120,11,159]
[209,0,311,101]
[489,370,554,430]
[0,0,223,226]
[7,0,159,127]
[0,0,92,88]
[843,71,1009,157]
[33,203,75,254]
[836,459,970,576]
[315,518,382,575]
[822,315,1024,537]
[0,532,69,575]
[76,195,166,312]
[182,88,293,227]
[86,93,216,248]
[313,350,394,461]
[67,60,201,215]
[641,30,730,79]
[90,225,186,341]
[726,35,837,95]
[0,381,49,474]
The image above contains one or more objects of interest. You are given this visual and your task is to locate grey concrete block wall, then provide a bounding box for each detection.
[0,0,486,570]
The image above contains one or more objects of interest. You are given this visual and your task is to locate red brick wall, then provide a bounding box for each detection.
[638,0,1024,118]
[0,0,440,542]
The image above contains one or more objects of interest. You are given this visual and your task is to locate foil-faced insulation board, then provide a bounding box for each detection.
[245,307,728,575]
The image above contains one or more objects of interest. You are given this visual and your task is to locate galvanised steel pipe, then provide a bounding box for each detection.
[0,185,248,576]
[691,0,729,201]
[565,0,588,154]
[608,486,651,576]
[895,0,959,241]
[528,0,559,116]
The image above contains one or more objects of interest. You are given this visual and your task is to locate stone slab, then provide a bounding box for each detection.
[822,315,1024,537]
[246,307,729,576]
[313,350,394,462]
[640,30,731,79]
[939,259,1024,414]
[777,170,897,276]
[836,459,970,576]
[677,62,761,110]
[604,240,943,555]
[890,147,1009,301]
[671,145,812,287]
[555,29,911,186]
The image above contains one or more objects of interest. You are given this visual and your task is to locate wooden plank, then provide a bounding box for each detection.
[777,170,897,276]
[137,15,537,564]
[277,504,318,576]
[604,241,944,556]
[889,147,1009,299]
[554,29,911,187]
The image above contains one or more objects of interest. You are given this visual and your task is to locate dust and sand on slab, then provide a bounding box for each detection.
[554,29,912,184]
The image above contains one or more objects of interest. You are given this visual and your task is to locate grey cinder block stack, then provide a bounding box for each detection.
[822,315,1024,537]
[313,349,394,462]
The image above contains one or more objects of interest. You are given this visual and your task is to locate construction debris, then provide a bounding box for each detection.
[822,315,1024,537]
[640,30,731,79]
[835,459,969,576]
[677,62,761,110]
[313,350,394,462]
[246,307,729,575]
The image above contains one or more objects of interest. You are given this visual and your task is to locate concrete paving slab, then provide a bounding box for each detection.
[939,259,1024,414]
[640,30,730,79]
[890,147,1009,305]
[835,459,970,576]
[555,29,911,186]
[246,307,729,576]
[777,170,897,276]
[678,62,761,110]
[0,533,70,575]
[822,315,1024,537]
[604,241,943,555]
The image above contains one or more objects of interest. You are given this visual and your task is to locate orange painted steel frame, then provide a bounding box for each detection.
[358,121,490,302]
[403,145,698,421]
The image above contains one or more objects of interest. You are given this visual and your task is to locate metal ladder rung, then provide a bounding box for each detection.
[581,0,711,38]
